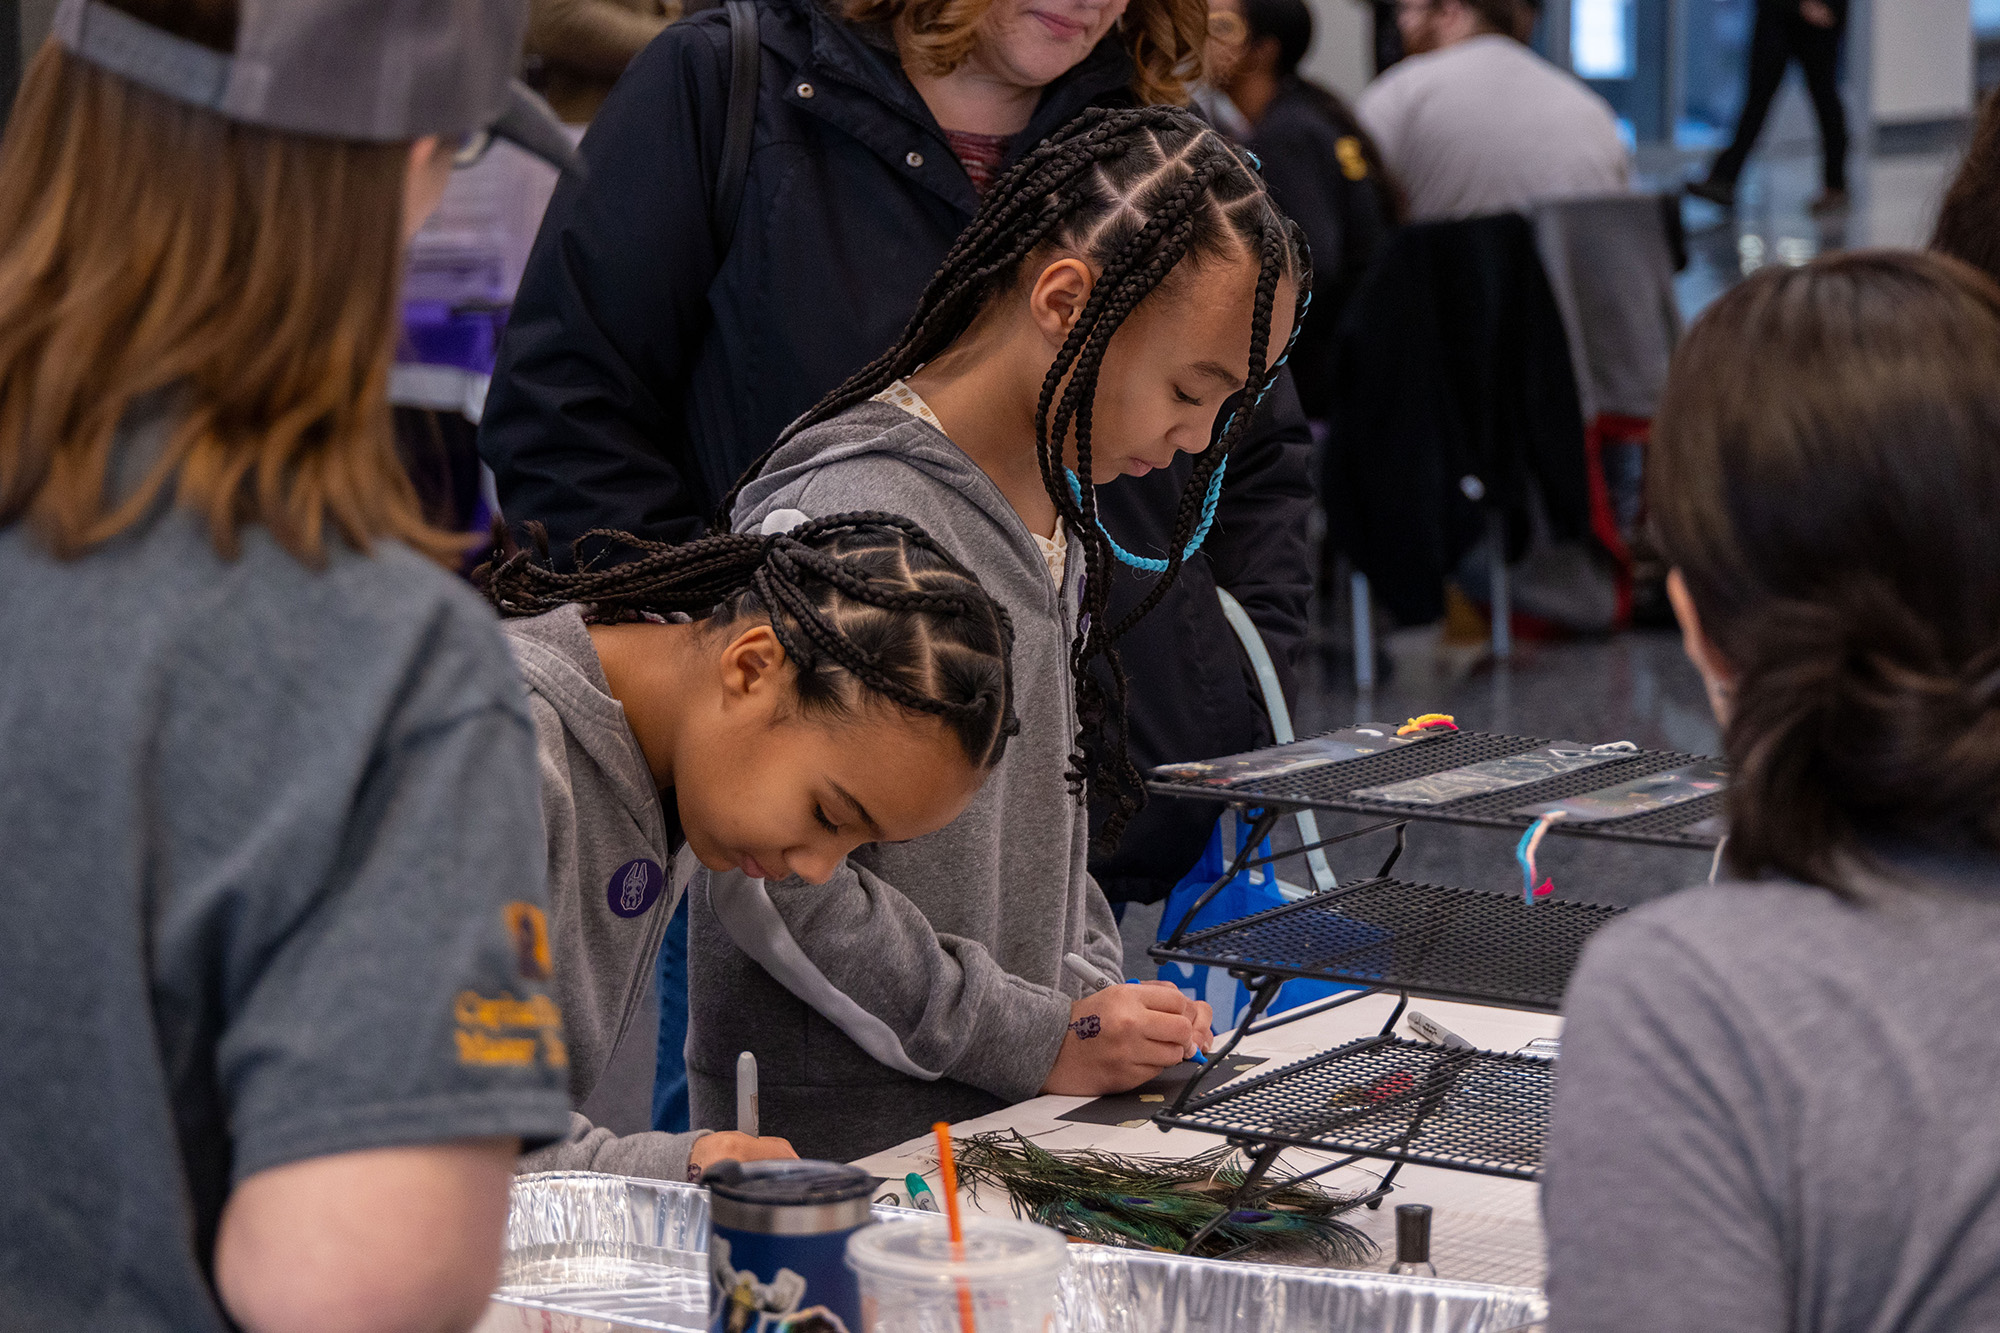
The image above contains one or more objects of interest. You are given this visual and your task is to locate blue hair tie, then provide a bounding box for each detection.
[1066,460,1229,572]
[1062,289,1310,573]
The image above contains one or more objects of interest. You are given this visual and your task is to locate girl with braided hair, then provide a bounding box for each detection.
[695,103,1304,1158]
[477,511,1017,1181]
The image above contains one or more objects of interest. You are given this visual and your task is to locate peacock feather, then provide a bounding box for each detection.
[952,1131,1378,1266]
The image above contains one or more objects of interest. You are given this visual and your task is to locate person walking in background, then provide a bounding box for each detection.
[1687,0,1846,215]
[479,0,1318,1139]
[1355,0,1626,220]
[528,0,679,124]
[1208,0,1400,419]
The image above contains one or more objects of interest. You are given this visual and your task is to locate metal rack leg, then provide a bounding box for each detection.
[1164,974,1286,1119]
[1179,1140,1286,1256]
[1366,1159,1407,1207]
[1164,805,1287,947]
[1375,822,1409,879]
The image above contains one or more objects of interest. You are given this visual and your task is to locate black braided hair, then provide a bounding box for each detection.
[719,106,1312,846]
[477,512,1019,769]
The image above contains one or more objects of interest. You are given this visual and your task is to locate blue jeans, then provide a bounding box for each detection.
[651,894,691,1132]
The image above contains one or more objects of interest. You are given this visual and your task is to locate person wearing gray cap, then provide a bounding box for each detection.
[0,3,581,1331]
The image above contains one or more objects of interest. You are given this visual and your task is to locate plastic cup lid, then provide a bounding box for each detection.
[846,1217,1068,1284]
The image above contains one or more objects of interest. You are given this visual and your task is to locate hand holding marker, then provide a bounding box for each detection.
[1062,952,1207,1065]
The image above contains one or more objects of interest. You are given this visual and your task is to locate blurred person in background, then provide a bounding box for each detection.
[1355,0,1625,220]
[0,0,582,1328]
[529,0,680,124]
[1686,0,1846,215]
[1207,0,1400,419]
[480,0,1320,1139]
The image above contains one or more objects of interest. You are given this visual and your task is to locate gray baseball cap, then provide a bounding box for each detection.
[51,0,581,175]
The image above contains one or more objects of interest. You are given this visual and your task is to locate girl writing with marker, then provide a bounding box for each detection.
[697,104,1308,1158]
[480,512,1019,1178]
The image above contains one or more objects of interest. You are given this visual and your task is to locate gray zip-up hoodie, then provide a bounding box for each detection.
[688,399,1125,1160]
[503,606,709,1180]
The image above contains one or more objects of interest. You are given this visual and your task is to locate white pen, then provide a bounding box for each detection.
[1062,950,1119,992]
[736,1050,759,1137]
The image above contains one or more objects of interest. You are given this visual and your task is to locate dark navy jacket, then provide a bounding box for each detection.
[479,0,1316,903]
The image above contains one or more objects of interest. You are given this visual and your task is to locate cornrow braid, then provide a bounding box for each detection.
[720,106,1311,847]
[477,511,1019,769]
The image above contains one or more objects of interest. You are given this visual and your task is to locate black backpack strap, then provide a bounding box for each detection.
[712,0,760,254]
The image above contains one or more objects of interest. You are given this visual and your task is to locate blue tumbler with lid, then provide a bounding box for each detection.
[707,1159,874,1333]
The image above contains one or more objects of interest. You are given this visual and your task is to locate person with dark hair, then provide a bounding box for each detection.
[1687,0,1847,215]
[0,0,586,1328]
[697,105,1303,1158]
[479,0,1318,922]
[1544,250,2000,1331]
[1929,88,2000,285]
[478,512,1016,1180]
[1355,0,1626,220]
[1207,0,1399,416]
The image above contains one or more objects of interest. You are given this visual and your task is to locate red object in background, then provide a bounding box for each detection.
[1584,413,1651,630]
[1363,1070,1416,1104]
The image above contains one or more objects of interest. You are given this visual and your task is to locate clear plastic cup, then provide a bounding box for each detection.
[845,1216,1067,1333]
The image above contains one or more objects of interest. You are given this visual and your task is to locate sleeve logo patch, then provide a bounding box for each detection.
[455,989,568,1069]
[504,901,553,980]
[607,857,665,919]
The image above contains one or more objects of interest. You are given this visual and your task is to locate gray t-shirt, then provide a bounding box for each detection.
[1544,852,2000,1332]
[1355,34,1629,222]
[0,419,572,1330]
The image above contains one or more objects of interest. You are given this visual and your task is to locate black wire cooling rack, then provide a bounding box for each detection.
[1158,1035,1556,1181]
[1149,876,1623,1013]
[1146,729,1724,848]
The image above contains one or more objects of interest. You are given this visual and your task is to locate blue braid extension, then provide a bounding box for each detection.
[1069,286,1312,573]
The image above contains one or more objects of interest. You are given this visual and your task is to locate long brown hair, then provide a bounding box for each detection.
[1650,251,2000,894]
[1930,87,2000,286]
[0,20,459,566]
[848,0,1207,107]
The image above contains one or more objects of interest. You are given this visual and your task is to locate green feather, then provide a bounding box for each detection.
[951,1131,1378,1266]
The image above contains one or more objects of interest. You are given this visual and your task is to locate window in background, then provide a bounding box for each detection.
[1573,0,1636,78]
[1977,0,2000,92]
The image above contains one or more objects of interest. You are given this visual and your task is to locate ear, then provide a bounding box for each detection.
[1027,257,1097,349]
[716,623,791,711]
[1666,569,1739,723]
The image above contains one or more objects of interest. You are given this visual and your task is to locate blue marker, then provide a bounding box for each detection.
[1061,952,1208,1064]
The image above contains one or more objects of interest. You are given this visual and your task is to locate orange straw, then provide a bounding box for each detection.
[932,1122,978,1333]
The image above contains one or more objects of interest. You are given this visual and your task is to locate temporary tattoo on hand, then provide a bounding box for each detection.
[1069,1014,1102,1040]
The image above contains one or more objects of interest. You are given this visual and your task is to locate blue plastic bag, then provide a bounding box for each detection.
[1156,808,1353,1030]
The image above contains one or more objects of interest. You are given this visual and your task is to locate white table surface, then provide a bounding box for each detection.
[851,992,1561,1289]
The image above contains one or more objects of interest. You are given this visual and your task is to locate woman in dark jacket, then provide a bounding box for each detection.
[478,0,1319,1133]
[1209,0,1399,418]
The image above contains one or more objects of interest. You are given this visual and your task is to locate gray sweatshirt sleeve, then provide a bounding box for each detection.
[1079,874,1124,983]
[1542,918,1788,1333]
[703,864,1073,1102]
[518,1112,711,1181]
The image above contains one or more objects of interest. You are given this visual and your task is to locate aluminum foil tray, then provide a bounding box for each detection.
[476,1171,1547,1333]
